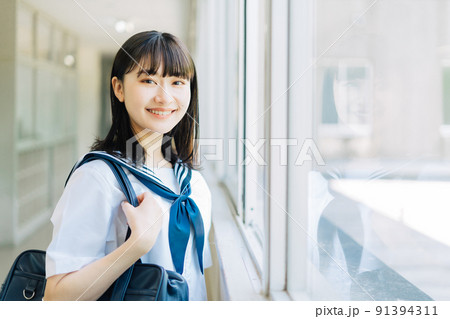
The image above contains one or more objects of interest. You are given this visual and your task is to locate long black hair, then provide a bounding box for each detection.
[91,31,200,169]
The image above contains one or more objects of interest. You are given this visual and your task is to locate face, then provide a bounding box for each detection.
[112,64,191,135]
[333,77,370,125]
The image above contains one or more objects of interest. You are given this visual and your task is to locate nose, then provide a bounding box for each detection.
[154,82,173,105]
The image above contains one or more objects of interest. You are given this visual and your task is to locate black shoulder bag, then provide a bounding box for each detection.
[0,158,188,301]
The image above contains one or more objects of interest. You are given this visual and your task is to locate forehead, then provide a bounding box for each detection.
[127,48,194,79]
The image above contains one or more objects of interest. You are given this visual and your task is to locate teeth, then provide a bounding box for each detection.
[149,109,172,115]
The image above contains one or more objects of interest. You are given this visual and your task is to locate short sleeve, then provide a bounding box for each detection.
[45,162,119,278]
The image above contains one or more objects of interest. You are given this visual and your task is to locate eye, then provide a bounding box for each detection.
[143,79,156,84]
[173,80,185,86]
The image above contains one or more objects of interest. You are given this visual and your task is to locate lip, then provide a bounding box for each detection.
[146,108,176,119]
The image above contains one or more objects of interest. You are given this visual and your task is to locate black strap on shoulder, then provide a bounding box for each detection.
[65,154,144,300]
[66,155,138,240]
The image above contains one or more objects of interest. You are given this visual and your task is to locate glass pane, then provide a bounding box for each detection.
[36,15,52,61]
[35,69,53,139]
[223,0,240,204]
[51,73,64,136]
[52,28,64,64]
[16,64,34,139]
[65,73,77,135]
[309,0,450,301]
[244,0,266,261]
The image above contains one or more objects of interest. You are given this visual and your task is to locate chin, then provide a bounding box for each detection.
[148,125,176,135]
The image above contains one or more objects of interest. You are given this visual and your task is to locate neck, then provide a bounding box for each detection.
[134,130,172,169]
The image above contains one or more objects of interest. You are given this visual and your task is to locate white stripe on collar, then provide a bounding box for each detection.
[85,151,188,192]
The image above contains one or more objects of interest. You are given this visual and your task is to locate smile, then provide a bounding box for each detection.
[146,108,176,119]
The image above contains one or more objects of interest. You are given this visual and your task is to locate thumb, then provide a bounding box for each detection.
[137,192,146,204]
[121,201,133,213]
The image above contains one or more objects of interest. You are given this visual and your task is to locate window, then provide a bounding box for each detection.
[196,0,450,301]
[306,0,450,300]
[12,2,79,245]
[195,0,267,279]
[240,0,268,272]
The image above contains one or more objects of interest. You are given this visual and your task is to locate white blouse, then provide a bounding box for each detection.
[45,158,212,300]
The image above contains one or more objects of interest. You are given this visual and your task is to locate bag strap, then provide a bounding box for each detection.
[99,160,141,300]
[67,156,142,300]
[68,156,137,239]
[103,160,136,240]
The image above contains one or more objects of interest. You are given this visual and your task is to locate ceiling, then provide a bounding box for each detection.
[24,0,193,54]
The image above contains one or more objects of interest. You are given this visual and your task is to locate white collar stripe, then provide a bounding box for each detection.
[82,151,176,192]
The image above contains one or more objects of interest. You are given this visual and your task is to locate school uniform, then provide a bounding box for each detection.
[45,156,212,300]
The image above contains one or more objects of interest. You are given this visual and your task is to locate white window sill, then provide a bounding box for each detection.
[202,165,267,301]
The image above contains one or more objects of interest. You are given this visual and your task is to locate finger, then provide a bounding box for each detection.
[121,201,133,213]
[141,191,151,199]
[137,193,145,204]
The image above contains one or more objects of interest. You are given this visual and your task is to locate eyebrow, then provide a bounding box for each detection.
[137,71,189,81]
[137,69,158,77]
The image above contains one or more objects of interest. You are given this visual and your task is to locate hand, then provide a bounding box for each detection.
[121,192,164,255]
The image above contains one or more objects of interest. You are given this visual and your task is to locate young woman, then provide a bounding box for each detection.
[43,31,212,301]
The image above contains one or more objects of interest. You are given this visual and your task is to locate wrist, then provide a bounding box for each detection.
[126,232,156,256]
[124,233,147,258]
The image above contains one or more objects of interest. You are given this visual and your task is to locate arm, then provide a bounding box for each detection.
[44,192,163,301]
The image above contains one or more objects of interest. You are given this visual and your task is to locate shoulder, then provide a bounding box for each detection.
[66,158,119,190]
[51,159,125,226]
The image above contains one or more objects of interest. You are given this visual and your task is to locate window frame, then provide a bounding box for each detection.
[285,0,316,300]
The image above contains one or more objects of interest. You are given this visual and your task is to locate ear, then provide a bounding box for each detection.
[112,76,124,102]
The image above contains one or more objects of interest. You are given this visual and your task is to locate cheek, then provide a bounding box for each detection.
[125,87,150,109]
[176,107,188,121]
[175,96,189,122]
[179,89,191,111]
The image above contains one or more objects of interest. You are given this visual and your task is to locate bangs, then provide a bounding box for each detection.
[125,33,195,80]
